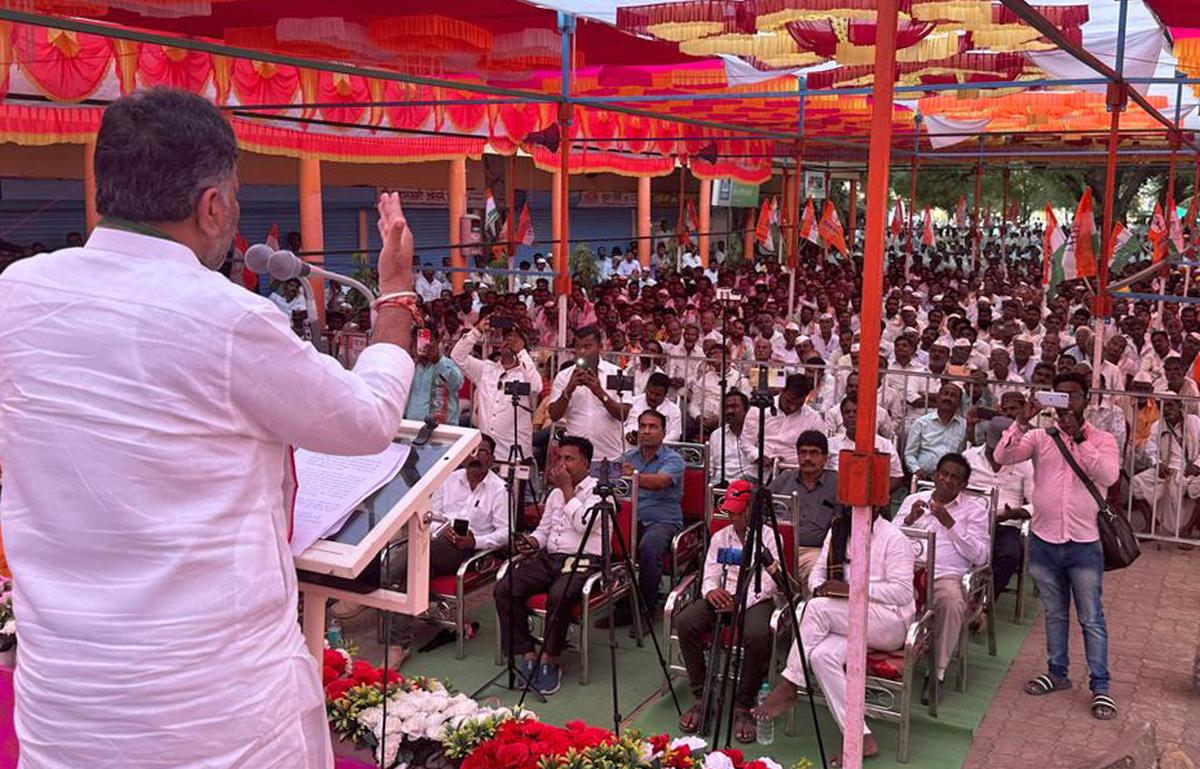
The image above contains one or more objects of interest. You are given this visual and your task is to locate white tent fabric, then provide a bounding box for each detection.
[922,115,992,148]
[1026,27,1164,96]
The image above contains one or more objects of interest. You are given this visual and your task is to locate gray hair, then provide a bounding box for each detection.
[95,88,237,223]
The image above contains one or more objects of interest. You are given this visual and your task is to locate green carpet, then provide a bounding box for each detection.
[344,590,1036,769]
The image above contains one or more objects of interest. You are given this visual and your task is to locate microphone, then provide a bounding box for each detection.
[267,249,311,281]
[716,546,742,592]
[244,243,273,274]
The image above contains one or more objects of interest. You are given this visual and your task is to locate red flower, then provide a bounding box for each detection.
[720,748,746,768]
[351,660,381,686]
[382,668,402,685]
[324,678,356,702]
[746,761,767,769]
[322,664,342,686]
[323,648,348,673]
[648,734,670,754]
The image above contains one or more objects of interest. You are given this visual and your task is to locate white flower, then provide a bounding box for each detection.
[0,621,14,636]
[671,736,708,753]
[703,753,735,769]
[639,742,655,762]
[424,722,447,741]
[400,714,430,738]
[759,759,784,769]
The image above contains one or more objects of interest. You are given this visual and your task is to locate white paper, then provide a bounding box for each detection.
[289,443,411,556]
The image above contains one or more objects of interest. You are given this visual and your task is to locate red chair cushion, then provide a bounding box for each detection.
[914,568,929,615]
[524,502,543,530]
[682,468,706,522]
[866,650,906,680]
[429,575,458,595]
[526,592,584,621]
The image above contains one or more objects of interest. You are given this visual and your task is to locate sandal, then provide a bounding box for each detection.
[1024,673,1072,696]
[734,708,757,744]
[1091,694,1117,721]
[679,704,704,734]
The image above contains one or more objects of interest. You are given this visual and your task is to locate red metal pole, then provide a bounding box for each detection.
[841,0,898,766]
[556,104,572,297]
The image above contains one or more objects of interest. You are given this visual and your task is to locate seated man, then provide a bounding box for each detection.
[707,391,760,484]
[964,417,1033,597]
[752,506,916,762]
[494,436,603,696]
[624,372,683,445]
[899,452,990,705]
[601,410,685,632]
[1130,396,1200,536]
[904,383,967,480]
[676,480,780,743]
[825,396,905,494]
[769,430,841,583]
[748,374,823,466]
[386,434,508,665]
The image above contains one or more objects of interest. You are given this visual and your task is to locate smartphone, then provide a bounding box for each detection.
[1038,391,1070,409]
[453,519,469,537]
[575,357,589,370]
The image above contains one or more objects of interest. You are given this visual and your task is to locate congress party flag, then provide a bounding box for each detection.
[484,188,501,237]
[514,201,535,246]
[1110,221,1140,274]
[890,199,905,239]
[1042,204,1066,293]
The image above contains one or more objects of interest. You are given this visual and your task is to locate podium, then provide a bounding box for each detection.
[294,421,480,662]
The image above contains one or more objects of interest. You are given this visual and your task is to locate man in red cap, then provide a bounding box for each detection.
[674,479,780,743]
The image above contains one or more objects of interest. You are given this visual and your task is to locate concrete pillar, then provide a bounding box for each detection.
[698,179,711,268]
[638,175,652,267]
[743,207,754,262]
[84,137,98,234]
[449,157,467,295]
[298,156,325,325]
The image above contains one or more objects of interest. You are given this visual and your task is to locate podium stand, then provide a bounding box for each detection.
[294,421,480,662]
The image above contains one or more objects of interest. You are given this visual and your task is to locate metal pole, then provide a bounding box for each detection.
[1001,167,1010,276]
[1092,0,1128,390]
[972,137,984,272]
[556,11,574,350]
[906,113,921,280]
[843,1,899,766]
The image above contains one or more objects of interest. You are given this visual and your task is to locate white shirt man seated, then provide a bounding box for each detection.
[624,371,683,445]
[824,396,904,494]
[898,452,990,704]
[744,374,824,467]
[675,480,781,740]
[752,508,915,762]
[385,435,509,661]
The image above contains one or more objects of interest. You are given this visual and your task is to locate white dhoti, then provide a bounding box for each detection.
[781,597,908,736]
[1130,469,1195,536]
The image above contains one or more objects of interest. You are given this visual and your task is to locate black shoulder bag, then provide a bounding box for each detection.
[1046,427,1140,571]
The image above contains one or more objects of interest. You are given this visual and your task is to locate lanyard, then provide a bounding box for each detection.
[98,217,180,244]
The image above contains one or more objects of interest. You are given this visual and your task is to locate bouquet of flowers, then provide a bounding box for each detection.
[324,648,526,769]
[0,579,14,653]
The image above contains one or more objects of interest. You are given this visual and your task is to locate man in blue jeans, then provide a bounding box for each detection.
[597,409,684,636]
[994,371,1121,720]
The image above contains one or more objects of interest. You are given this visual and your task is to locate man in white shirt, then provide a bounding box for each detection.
[0,90,416,769]
[676,480,781,741]
[624,372,683,445]
[415,266,445,303]
[965,418,1033,597]
[268,277,306,317]
[385,435,508,662]
[616,251,643,279]
[450,317,543,462]
[899,453,990,704]
[494,436,603,695]
[824,396,904,493]
[708,390,759,484]
[668,323,707,408]
[753,509,915,762]
[690,341,749,434]
[548,326,631,471]
[747,374,824,466]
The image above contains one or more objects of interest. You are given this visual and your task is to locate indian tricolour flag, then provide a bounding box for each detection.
[484,188,500,237]
[1042,203,1066,293]
[1110,221,1141,273]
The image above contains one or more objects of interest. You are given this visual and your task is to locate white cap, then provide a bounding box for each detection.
[1014,334,1037,345]
[901,304,918,313]
[1133,371,1154,384]
[785,321,801,331]
[952,338,972,349]
[850,343,862,353]
[797,335,812,346]
[933,336,954,348]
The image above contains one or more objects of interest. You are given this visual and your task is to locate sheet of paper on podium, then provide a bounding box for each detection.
[290,443,411,557]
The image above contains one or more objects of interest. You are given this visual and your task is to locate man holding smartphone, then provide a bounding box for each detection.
[994,372,1121,721]
[384,435,507,665]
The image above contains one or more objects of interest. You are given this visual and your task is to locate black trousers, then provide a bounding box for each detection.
[386,537,470,645]
[494,550,600,657]
[676,598,775,710]
[993,525,1024,596]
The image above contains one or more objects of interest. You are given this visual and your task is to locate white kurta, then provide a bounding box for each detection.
[0,228,414,768]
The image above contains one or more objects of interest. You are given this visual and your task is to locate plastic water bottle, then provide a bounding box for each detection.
[326,618,343,647]
[756,681,774,746]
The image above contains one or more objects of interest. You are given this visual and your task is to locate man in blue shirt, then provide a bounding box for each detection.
[600,409,684,634]
[904,382,967,479]
[404,329,465,425]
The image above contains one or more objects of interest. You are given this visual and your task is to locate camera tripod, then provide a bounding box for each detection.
[472,380,546,702]
[514,463,681,735]
[699,364,829,767]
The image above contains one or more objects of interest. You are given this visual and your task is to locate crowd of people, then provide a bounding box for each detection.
[270,215,1200,752]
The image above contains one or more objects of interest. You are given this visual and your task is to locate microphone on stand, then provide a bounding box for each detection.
[243,245,376,303]
[244,243,273,275]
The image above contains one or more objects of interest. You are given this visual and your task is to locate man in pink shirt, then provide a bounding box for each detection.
[994,371,1120,721]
